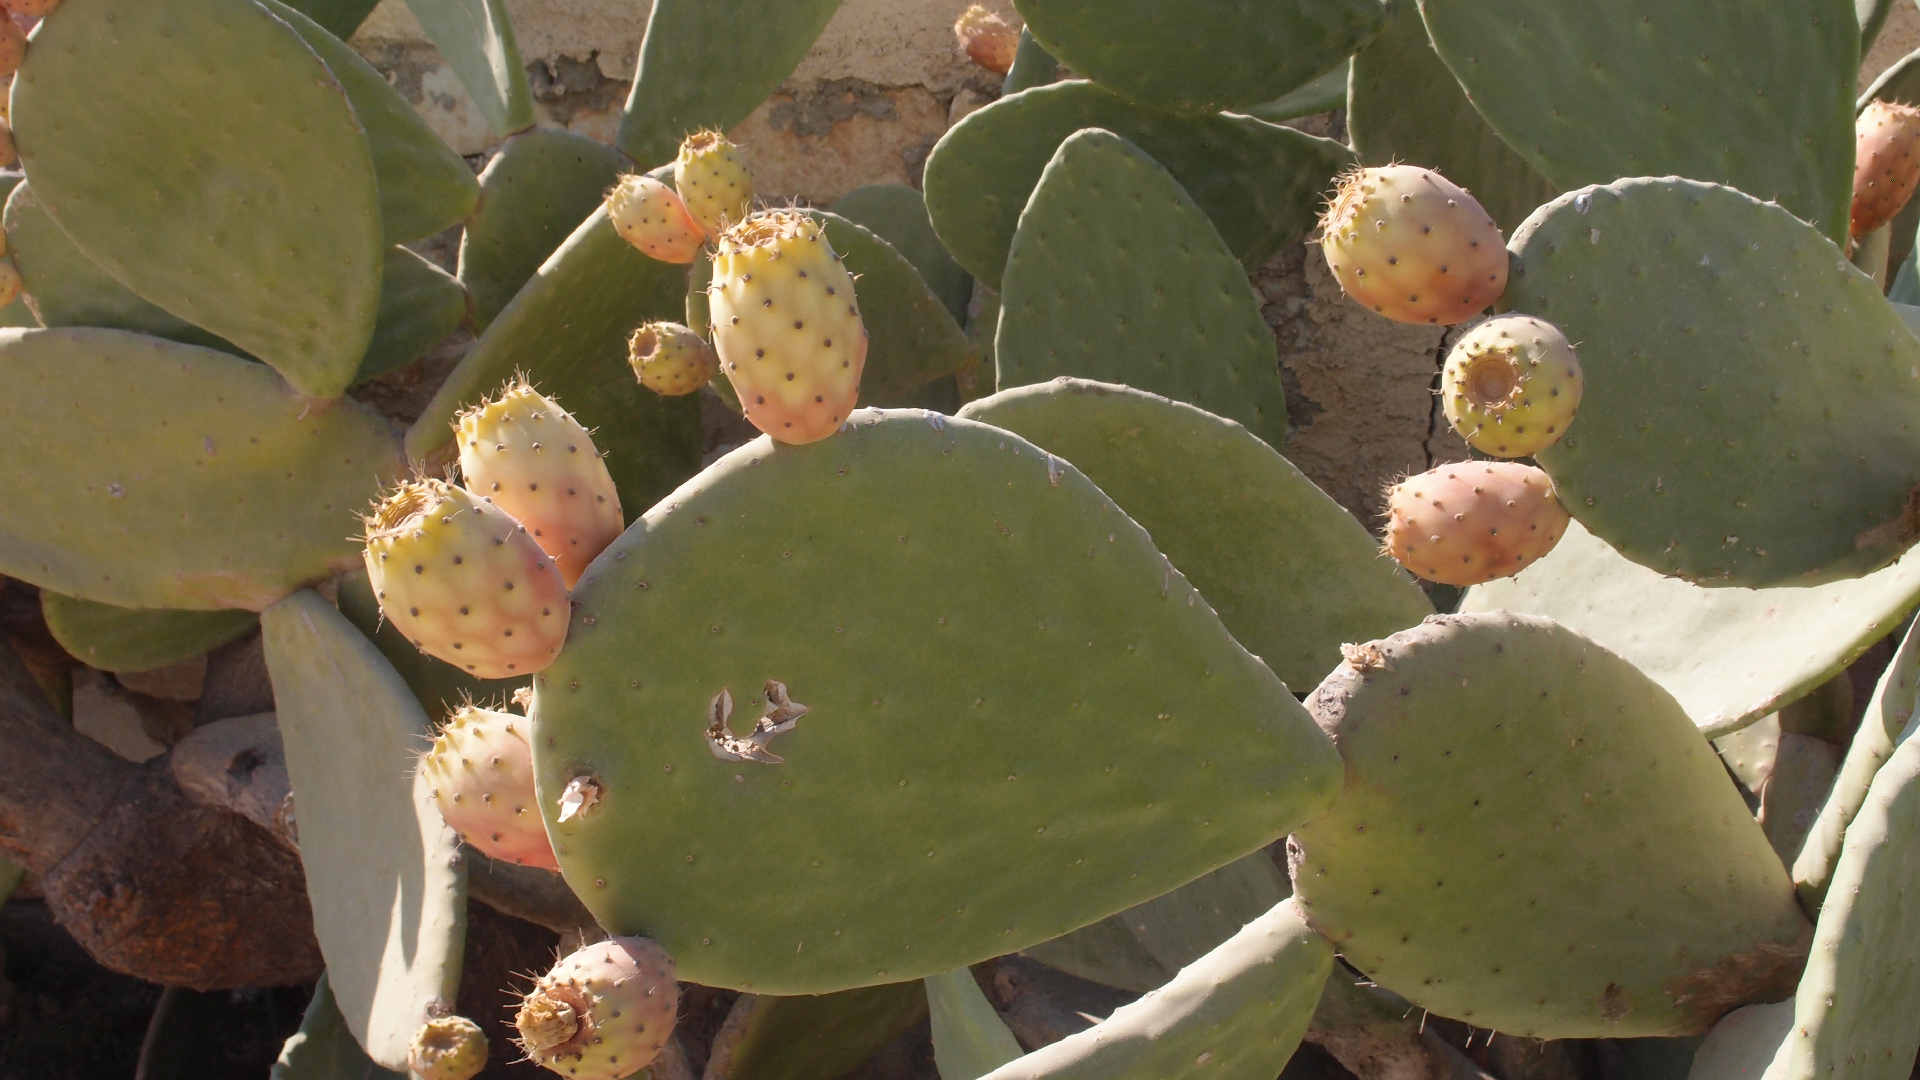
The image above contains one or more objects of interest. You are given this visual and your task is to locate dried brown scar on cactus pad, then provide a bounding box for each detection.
[705,680,809,764]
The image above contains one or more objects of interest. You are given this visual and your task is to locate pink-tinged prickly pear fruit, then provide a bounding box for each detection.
[361,479,569,678]
[0,260,20,309]
[1440,315,1583,457]
[628,321,718,396]
[1,0,58,15]
[456,379,623,589]
[709,210,869,445]
[606,174,706,264]
[409,1015,489,1080]
[1851,100,1920,237]
[515,937,679,1080]
[1382,461,1569,587]
[673,131,753,239]
[0,119,16,170]
[419,703,557,870]
[1319,164,1508,325]
[953,5,1019,75]
[0,20,25,79]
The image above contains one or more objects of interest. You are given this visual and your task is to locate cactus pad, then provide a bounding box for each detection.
[356,247,469,383]
[830,184,973,324]
[533,410,1341,993]
[398,0,533,137]
[706,985,931,1080]
[271,972,407,1080]
[928,969,1024,1080]
[40,593,256,673]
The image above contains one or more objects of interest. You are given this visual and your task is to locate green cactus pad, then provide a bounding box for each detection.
[1243,61,1350,124]
[1290,611,1812,1038]
[979,900,1332,1080]
[1011,0,1382,114]
[1001,28,1060,97]
[533,410,1341,993]
[990,132,1290,452]
[1023,914,1171,993]
[1686,1000,1795,1080]
[1112,852,1289,974]
[458,128,630,332]
[708,985,930,1080]
[1462,520,1920,737]
[354,247,468,383]
[924,81,1352,291]
[1417,0,1856,244]
[928,969,1025,1080]
[1347,0,1556,232]
[962,380,1430,689]
[262,0,481,244]
[399,0,533,137]
[262,590,467,1072]
[616,0,841,167]
[270,972,408,1080]
[411,205,702,514]
[40,593,256,673]
[831,184,973,325]
[336,569,525,722]
[0,328,405,610]
[1505,178,1920,587]
[280,0,384,41]
[13,0,385,399]
[1860,0,1900,52]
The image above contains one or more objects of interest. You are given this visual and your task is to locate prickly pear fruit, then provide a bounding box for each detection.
[419,703,558,871]
[606,174,706,264]
[0,260,19,309]
[0,119,15,170]
[1440,315,1583,457]
[0,20,25,80]
[361,479,569,678]
[515,937,679,1080]
[455,379,623,589]
[1851,100,1920,237]
[953,4,1019,74]
[628,321,718,396]
[708,210,869,445]
[409,1015,489,1080]
[1382,461,1568,587]
[673,130,753,239]
[1,0,59,15]
[1319,165,1507,325]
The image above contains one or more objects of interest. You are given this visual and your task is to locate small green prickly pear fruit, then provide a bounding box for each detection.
[1440,315,1583,457]
[515,937,679,1080]
[0,19,25,79]
[408,1014,489,1080]
[1382,461,1568,586]
[361,478,569,678]
[709,210,869,445]
[456,379,623,589]
[673,130,753,239]
[953,4,1019,75]
[606,174,706,264]
[419,703,557,870]
[1319,164,1508,325]
[1852,100,1920,237]
[628,321,718,396]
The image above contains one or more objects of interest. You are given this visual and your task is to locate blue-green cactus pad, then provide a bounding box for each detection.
[924,81,1352,291]
[711,985,930,1080]
[270,972,407,1080]
[1022,914,1171,993]
[1417,0,1856,244]
[533,410,1342,994]
[831,184,973,325]
[337,569,525,722]
[991,132,1289,450]
[280,0,383,41]
[1687,1000,1795,1080]
[40,592,257,673]
[1243,62,1349,125]
[13,0,385,399]
[1011,0,1382,114]
[0,328,404,610]
[928,969,1024,1080]
[616,0,842,167]
[354,247,468,384]
[1506,178,1920,587]
[399,0,534,137]
[1463,521,1920,737]
[962,380,1430,689]
[1291,611,1811,1038]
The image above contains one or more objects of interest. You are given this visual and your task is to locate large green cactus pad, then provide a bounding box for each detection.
[1462,520,1920,737]
[1113,852,1289,974]
[962,380,1429,689]
[270,972,407,1080]
[1506,178,1920,587]
[1010,0,1383,114]
[262,591,467,1072]
[14,0,384,399]
[1417,0,1856,244]
[40,592,256,673]
[831,184,973,325]
[354,247,468,384]
[399,0,534,137]
[928,969,1024,1080]
[1291,612,1811,1038]
[0,328,404,610]
[281,0,383,41]
[534,411,1341,993]
[1023,914,1171,993]
[990,132,1289,451]
[924,81,1352,291]
[708,985,930,1080]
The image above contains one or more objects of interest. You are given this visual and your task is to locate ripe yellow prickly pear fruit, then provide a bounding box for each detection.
[419,703,557,870]
[709,210,868,445]
[515,937,679,1080]
[362,479,569,678]
[1851,100,1920,237]
[1440,315,1583,457]
[628,321,718,396]
[953,4,1019,75]
[673,130,753,239]
[606,174,706,264]
[1319,164,1508,325]
[1382,461,1569,586]
[408,1015,489,1080]
[456,379,623,589]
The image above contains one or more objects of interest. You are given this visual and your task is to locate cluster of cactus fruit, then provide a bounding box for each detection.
[7,2,1920,1080]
